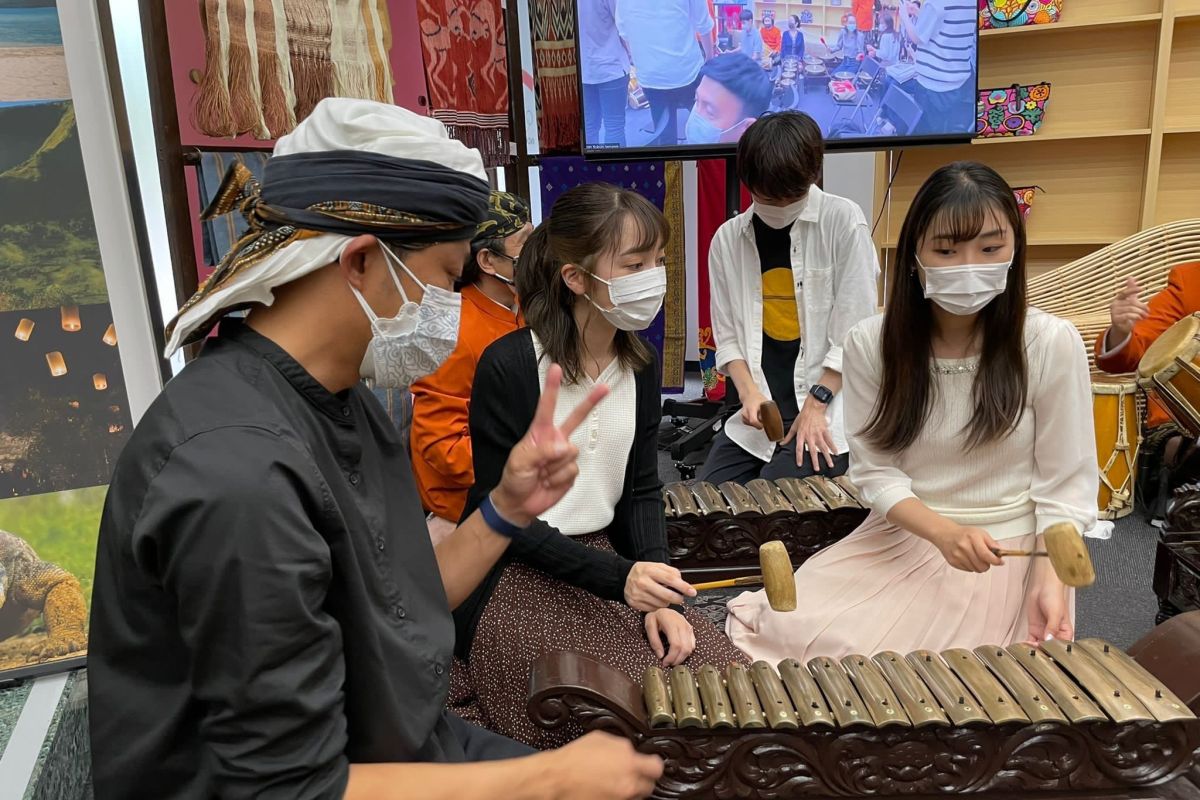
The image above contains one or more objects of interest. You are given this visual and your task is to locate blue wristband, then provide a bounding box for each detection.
[480,493,525,539]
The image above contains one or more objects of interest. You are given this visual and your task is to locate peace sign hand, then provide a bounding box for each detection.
[491,364,610,527]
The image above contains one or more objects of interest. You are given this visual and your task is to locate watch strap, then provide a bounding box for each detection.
[479,493,525,539]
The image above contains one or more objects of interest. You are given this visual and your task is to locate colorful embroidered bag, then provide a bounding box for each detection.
[1012,186,1043,220]
[976,82,1051,138]
[979,0,1062,29]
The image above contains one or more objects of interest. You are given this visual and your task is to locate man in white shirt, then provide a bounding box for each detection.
[699,111,879,485]
[899,0,977,135]
[616,0,715,147]
[580,0,631,147]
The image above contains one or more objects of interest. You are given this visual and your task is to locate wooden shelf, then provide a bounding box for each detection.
[980,13,1162,37]
[971,128,1151,146]
[876,136,1147,250]
[979,24,1157,132]
[1155,132,1200,226]
[873,0,1189,258]
[1176,0,1200,20]
[1166,18,1200,130]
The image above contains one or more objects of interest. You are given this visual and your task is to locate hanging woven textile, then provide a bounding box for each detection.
[530,0,581,152]
[416,0,511,167]
[195,0,394,139]
[695,159,751,402]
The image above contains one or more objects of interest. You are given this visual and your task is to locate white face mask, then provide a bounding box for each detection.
[583,266,667,331]
[917,256,1013,316]
[350,244,462,388]
[753,198,807,230]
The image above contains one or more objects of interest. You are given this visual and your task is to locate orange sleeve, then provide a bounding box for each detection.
[854,0,874,29]
[410,343,477,487]
[1094,264,1195,374]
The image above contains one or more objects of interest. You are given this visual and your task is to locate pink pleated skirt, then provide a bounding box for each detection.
[725,513,1075,664]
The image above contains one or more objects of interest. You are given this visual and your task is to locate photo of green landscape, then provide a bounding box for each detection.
[0,100,109,312]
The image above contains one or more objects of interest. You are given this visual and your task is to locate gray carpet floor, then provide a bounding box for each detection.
[659,378,1161,650]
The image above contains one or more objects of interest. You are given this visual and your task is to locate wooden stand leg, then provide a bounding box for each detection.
[1130,610,1200,714]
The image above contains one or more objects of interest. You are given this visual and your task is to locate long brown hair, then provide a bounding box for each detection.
[863,161,1028,453]
[517,183,665,383]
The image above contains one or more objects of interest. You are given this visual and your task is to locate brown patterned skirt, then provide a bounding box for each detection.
[449,533,749,749]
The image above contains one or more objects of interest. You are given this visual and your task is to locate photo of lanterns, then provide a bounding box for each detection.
[60,304,80,332]
[45,351,66,376]
[0,304,131,499]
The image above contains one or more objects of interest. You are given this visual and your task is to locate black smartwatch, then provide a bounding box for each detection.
[809,384,834,405]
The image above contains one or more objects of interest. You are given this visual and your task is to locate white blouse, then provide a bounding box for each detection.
[531,333,637,535]
[843,309,1099,540]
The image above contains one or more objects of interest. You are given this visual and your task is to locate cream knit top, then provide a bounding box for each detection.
[531,332,637,535]
[843,308,1099,540]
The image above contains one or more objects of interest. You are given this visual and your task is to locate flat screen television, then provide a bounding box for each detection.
[576,0,979,157]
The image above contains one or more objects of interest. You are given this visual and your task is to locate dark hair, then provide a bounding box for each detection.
[739,8,753,21]
[862,161,1028,454]
[516,183,665,384]
[699,53,773,119]
[789,14,800,26]
[737,111,824,200]
[881,12,895,32]
[458,236,506,287]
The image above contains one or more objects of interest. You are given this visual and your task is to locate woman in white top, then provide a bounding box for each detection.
[868,12,902,66]
[452,183,749,747]
[726,161,1098,663]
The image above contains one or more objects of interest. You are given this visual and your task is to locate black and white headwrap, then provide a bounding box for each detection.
[164,98,489,355]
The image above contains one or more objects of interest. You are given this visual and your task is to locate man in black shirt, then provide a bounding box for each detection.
[89,99,662,800]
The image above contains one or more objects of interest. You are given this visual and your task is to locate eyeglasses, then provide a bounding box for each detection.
[487,248,520,269]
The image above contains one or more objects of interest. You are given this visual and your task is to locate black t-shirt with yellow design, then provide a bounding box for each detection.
[753,214,801,423]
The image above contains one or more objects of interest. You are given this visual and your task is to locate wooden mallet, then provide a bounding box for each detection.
[691,541,797,611]
[991,522,1096,588]
[759,400,785,443]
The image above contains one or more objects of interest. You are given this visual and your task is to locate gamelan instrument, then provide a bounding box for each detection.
[1093,375,1142,519]
[1154,482,1200,623]
[528,611,1200,799]
[691,540,797,612]
[1138,312,1200,437]
[989,521,1096,587]
[664,476,868,581]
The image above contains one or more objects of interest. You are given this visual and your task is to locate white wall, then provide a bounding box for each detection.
[824,151,877,225]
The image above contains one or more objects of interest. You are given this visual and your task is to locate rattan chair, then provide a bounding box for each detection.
[1028,219,1200,369]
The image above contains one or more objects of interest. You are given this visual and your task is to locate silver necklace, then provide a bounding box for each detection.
[932,361,979,375]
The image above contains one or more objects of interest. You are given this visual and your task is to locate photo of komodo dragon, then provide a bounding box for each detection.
[0,529,88,660]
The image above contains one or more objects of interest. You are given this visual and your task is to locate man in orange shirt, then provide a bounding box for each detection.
[410,191,532,542]
[1095,262,1200,520]
[1095,264,1200,426]
[760,11,782,53]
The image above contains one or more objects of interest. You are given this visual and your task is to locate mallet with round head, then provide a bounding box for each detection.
[691,541,797,611]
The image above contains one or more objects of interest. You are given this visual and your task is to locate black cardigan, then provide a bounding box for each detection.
[452,328,669,658]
